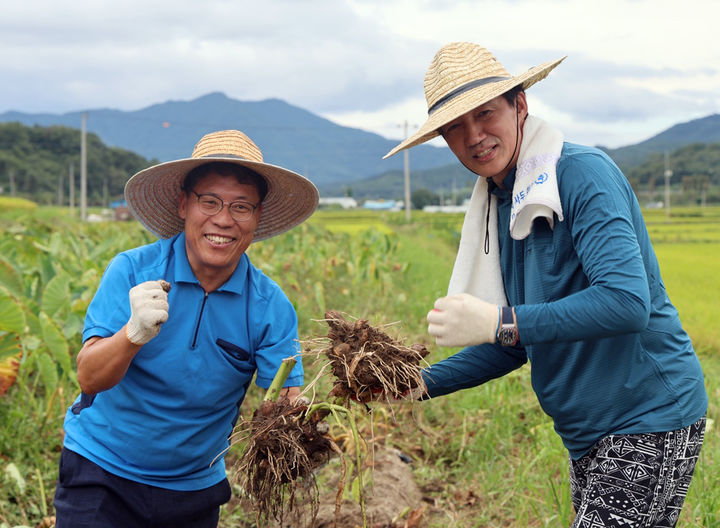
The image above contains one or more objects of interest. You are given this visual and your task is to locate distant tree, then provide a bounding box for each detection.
[0,122,154,205]
[344,186,353,197]
[411,188,439,210]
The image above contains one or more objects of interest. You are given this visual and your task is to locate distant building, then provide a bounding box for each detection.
[423,204,468,213]
[363,200,401,211]
[110,199,131,220]
[318,197,358,209]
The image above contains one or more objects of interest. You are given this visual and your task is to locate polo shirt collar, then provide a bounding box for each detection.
[171,232,250,295]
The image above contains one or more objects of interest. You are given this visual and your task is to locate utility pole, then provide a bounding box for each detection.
[57,171,63,206]
[9,169,15,196]
[69,163,75,214]
[80,112,87,221]
[403,120,411,222]
[664,151,672,223]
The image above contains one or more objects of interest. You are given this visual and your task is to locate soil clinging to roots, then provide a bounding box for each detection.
[234,397,340,524]
[322,310,429,402]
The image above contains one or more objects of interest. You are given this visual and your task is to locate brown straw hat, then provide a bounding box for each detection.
[384,42,565,159]
[124,130,319,241]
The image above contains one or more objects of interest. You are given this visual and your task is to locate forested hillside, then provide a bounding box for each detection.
[332,142,720,206]
[0,123,156,205]
[0,92,456,187]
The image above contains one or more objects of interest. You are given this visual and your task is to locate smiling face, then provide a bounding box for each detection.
[178,171,262,291]
[440,91,527,186]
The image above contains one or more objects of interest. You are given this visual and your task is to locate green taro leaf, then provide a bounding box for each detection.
[0,333,23,361]
[0,258,24,298]
[313,281,326,317]
[39,312,71,375]
[35,350,58,393]
[4,462,26,494]
[41,272,71,318]
[0,289,26,334]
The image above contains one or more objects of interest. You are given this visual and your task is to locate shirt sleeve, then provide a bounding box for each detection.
[82,254,135,343]
[515,151,651,344]
[423,343,527,398]
[250,286,304,389]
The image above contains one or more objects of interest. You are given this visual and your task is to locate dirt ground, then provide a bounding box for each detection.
[276,447,425,528]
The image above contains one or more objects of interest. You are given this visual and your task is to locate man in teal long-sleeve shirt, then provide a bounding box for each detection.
[384,42,707,527]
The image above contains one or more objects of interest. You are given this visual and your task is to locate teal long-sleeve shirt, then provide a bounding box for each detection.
[423,143,707,459]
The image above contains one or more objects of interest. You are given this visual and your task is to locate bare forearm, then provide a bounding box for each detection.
[76,328,141,395]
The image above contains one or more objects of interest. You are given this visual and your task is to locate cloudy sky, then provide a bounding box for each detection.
[1,0,718,149]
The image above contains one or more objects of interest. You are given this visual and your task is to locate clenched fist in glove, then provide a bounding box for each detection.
[427,293,500,347]
[126,280,171,345]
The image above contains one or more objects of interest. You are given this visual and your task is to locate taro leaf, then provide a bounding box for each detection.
[21,306,42,339]
[0,334,22,396]
[0,333,22,361]
[62,312,85,339]
[39,312,71,376]
[41,272,71,319]
[314,281,326,317]
[0,289,25,334]
[0,258,24,298]
[35,351,58,394]
[4,462,26,494]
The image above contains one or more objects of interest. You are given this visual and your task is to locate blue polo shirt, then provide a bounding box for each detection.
[423,143,707,459]
[63,233,303,490]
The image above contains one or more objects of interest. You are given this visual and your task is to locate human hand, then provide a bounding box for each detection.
[427,293,500,347]
[126,280,171,345]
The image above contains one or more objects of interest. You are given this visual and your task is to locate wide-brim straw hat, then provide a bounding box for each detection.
[125,130,319,241]
[384,42,565,159]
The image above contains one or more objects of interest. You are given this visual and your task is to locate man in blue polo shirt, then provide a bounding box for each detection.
[384,42,707,527]
[54,129,319,527]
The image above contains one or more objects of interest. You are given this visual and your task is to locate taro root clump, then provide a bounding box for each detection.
[323,310,429,402]
[235,397,338,523]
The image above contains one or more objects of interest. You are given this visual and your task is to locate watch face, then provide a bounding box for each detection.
[498,327,518,346]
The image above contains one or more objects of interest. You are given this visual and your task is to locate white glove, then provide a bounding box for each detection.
[126,280,171,345]
[427,293,500,347]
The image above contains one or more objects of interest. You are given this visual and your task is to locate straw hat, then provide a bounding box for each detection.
[384,42,565,159]
[124,130,319,241]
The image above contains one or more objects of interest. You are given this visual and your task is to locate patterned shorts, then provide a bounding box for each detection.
[569,416,706,528]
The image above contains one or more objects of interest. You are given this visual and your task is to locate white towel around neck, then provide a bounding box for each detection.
[446,116,564,306]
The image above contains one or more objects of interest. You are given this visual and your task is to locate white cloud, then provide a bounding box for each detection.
[0,0,718,148]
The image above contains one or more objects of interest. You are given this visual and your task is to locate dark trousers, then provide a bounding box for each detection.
[53,448,231,528]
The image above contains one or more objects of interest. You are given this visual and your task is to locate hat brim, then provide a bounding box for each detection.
[124,156,319,241]
[383,56,566,159]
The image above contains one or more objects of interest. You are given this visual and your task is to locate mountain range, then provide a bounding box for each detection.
[1,93,718,199]
[0,92,456,189]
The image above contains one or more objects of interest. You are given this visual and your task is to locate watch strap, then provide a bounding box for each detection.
[501,306,514,325]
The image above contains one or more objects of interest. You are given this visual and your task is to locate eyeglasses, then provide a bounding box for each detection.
[190,191,259,222]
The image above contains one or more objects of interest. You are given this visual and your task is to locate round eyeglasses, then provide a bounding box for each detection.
[191,191,259,222]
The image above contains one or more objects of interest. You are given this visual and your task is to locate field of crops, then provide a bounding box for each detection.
[1,205,718,527]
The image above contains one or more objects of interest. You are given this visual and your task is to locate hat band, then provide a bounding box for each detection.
[197,153,249,160]
[428,75,511,115]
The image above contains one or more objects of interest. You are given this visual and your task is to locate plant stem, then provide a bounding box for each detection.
[263,357,297,402]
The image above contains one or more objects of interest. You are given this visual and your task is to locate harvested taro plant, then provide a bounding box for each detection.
[232,357,364,527]
[232,311,429,527]
[319,310,430,404]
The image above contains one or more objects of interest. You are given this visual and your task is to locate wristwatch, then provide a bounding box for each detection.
[497,306,520,346]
